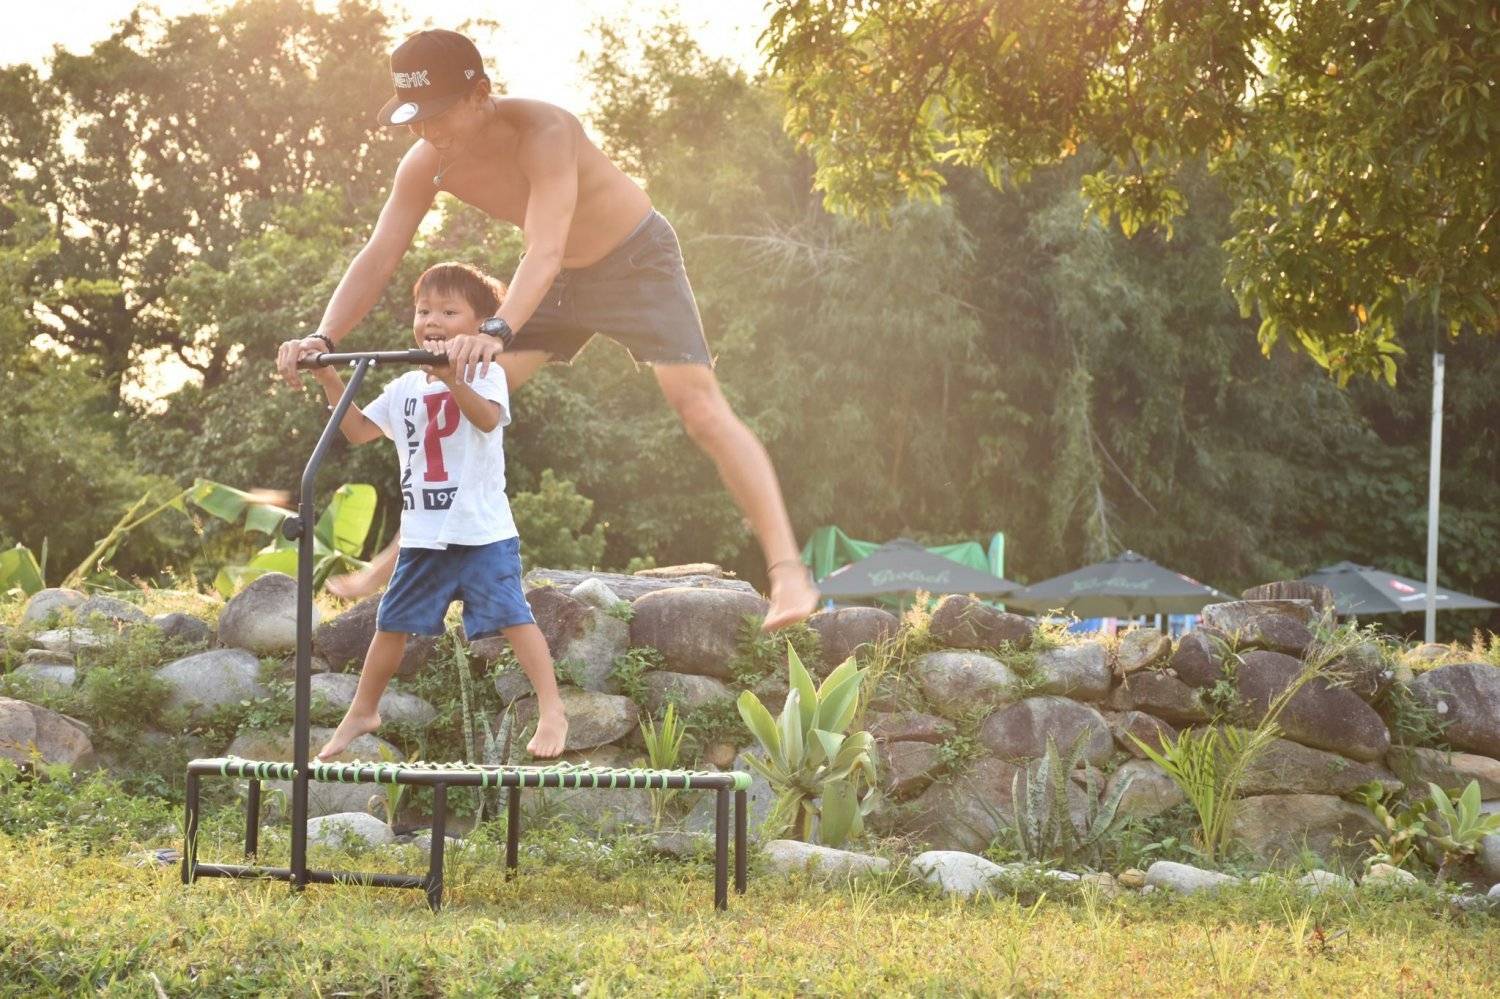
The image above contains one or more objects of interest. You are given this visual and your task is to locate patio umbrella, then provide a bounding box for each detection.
[1299,561,1499,616]
[817,538,1019,599]
[1003,550,1229,617]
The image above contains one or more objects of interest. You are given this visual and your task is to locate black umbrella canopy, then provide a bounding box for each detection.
[818,538,1019,599]
[1300,561,1499,616]
[1004,550,1230,617]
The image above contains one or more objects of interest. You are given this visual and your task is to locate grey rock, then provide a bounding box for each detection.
[1108,759,1186,820]
[1329,640,1394,702]
[1145,860,1241,894]
[157,648,268,717]
[1297,870,1355,895]
[33,628,106,654]
[217,573,313,655]
[686,751,775,838]
[914,651,1020,719]
[151,612,213,647]
[228,727,404,819]
[20,649,74,667]
[313,597,437,678]
[912,850,1009,898]
[1388,747,1500,799]
[1364,863,1419,887]
[309,673,438,727]
[1169,629,1229,689]
[880,740,943,799]
[569,577,625,611]
[807,607,900,675]
[867,710,956,745]
[928,595,1035,650]
[1107,671,1210,725]
[977,696,1112,766]
[20,588,86,626]
[12,662,77,692]
[1237,650,1391,761]
[509,687,639,752]
[555,609,630,693]
[1106,711,1177,758]
[640,671,734,715]
[762,840,890,879]
[903,756,1021,852]
[1034,642,1112,702]
[409,831,470,855]
[526,567,757,601]
[1229,794,1384,868]
[1408,663,1500,758]
[0,697,94,766]
[306,812,395,849]
[1239,734,1403,797]
[1116,629,1170,674]
[628,587,769,681]
[493,667,535,705]
[74,595,149,627]
[1481,834,1500,883]
[1200,599,1315,656]
[648,830,709,859]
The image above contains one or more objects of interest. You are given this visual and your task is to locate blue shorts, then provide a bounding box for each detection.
[375,537,535,640]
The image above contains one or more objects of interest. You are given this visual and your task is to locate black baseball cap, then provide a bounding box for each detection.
[376,30,486,127]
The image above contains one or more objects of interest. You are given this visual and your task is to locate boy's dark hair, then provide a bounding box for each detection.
[412,262,506,317]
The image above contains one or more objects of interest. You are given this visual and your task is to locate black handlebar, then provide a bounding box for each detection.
[297,349,445,369]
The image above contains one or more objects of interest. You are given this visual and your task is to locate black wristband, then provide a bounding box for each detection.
[308,332,336,351]
[477,317,515,348]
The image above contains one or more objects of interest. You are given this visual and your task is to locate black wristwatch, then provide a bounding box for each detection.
[477,317,515,348]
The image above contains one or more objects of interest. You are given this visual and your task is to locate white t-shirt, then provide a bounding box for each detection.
[361,369,517,549]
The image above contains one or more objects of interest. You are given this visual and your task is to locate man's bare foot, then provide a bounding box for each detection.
[326,569,381,602]
[528,707,568,759]
[762,560,820,631]
[315,709,381,761]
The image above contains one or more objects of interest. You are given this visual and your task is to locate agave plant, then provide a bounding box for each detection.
[1011,733,1135,868]
[1424,780,1500,883]
[736,647,878,846]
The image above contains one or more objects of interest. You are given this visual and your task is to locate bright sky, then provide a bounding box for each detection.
[2,1,768,112]
[6,1,769,405]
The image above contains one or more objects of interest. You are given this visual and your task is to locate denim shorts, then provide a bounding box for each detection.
[511,210,713,367]
[375,537,535,639]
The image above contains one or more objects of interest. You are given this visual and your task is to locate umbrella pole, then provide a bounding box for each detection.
[1424,351,1444,644]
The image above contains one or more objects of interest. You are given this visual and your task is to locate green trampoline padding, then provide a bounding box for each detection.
[193,756,752,792]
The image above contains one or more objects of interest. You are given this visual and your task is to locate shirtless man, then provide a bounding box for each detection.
[275,29,818,630]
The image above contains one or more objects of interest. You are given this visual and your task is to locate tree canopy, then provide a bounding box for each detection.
[763,0,1500,383]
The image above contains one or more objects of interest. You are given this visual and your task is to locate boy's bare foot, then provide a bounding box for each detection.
[762,560,820,632]
[314,709,381,761]
[527,708,568,759]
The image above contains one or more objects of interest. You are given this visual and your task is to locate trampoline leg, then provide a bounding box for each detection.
[182,772,199,885]
[426,783,447,912]
[505,786,521,877]
[245,779,261,858]
[714,787,729,911]
[734,788,747,894]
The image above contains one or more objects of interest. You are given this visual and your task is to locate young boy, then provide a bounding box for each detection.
[309,261,567,761]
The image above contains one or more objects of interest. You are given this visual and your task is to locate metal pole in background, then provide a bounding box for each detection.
[1424,351,1445,644]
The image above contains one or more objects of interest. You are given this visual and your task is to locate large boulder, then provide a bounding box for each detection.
[640,671,734,714]
[568,577,626,611]
[1239,733,1403,796]
[309,673,438,727]
[913,651,1020,719]
[1145,861,1241,895]
[1236,650,1391,761]
[1199,599,1316,656]
[1229,794,1384,869]
[628,587,769,681]
[509,687,639,752]
[20,587,85,626]
[1329,640,1395,703]
[32,628,106,655]
[12,661,78,693]
[476,588,627,693]
[1388,746,1500,799]
[1108,760,1186,820]
[912,851,1010,898]
[1169,629,1229,689]
[157,649,269,717]
[867,710,956,745]
[927,595,1034,650]
[1408,663,1500,758]
[762,840,890,880]
[313,597,438,678]
[1033,642,1112,702]
[807,607,899,674]
[880,740,943,799]
[1105,711,1177,758]
[1116,629,1171,675]
[0,697,93,766]
[306,812,395,849]
[151,613,213,648]
[1107,671,1210,725]
[228,727,404,819]
[74,595,149,627]
[976,696,1112,766]
[902,756,1021,852]
[217,573,313,655]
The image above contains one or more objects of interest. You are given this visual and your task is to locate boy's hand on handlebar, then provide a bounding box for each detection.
[421,338,455,383]
[276,336,327,388]
[445,332,505,383]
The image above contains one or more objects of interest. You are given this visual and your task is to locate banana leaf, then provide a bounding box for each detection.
[0,545,45,596]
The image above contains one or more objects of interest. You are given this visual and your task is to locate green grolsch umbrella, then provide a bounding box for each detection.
[1003,550,1229,617]
[1299,561,1499,616]
[817,538,1018,599]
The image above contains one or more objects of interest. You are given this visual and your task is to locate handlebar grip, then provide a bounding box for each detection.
[296,349,446,369]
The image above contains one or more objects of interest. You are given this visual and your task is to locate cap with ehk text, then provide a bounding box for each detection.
[375,29,486,127]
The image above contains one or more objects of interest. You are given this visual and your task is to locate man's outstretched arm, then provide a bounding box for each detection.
[276,145,436,387]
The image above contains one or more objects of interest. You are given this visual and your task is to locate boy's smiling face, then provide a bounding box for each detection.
[412,289,481,348]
